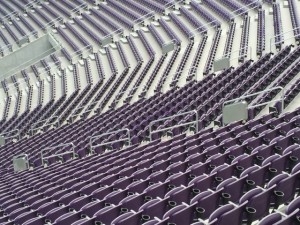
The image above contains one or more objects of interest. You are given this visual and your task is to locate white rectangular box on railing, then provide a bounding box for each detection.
[223,101,248,125]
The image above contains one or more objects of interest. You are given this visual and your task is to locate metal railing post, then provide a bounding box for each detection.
[195,110,199,133]
[126,128,131,146]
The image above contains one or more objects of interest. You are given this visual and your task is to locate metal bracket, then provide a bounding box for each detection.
[149,110,198,141]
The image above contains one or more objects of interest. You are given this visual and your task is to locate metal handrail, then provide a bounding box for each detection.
[43,16,63,30]
[2,11,19,21]
[90,128,131,151]
[230,0,261,19]
[0,0,39,22]
[45,115,60,127]
[70,44,92,62]
[62,98,100,123]
[1,129,20,140]
[41,142,75,166]
[70,2,87,15]
[164,0,184,10]
[101,28,123,44]
[222,86,284,125]
[133,11,155,26]
[149,110,198,141]
[57,89,92,123]
[29,116,59,136]
[215,46,252,62]
[31,117,54,128]
[188,21,218,38]
[69,106,86,123]
[113,85,146,104]
[269,26,300,51]
[85,99,103,114]
[109,28,124,37]
[165,66,199,88]
[0,43,12,52]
